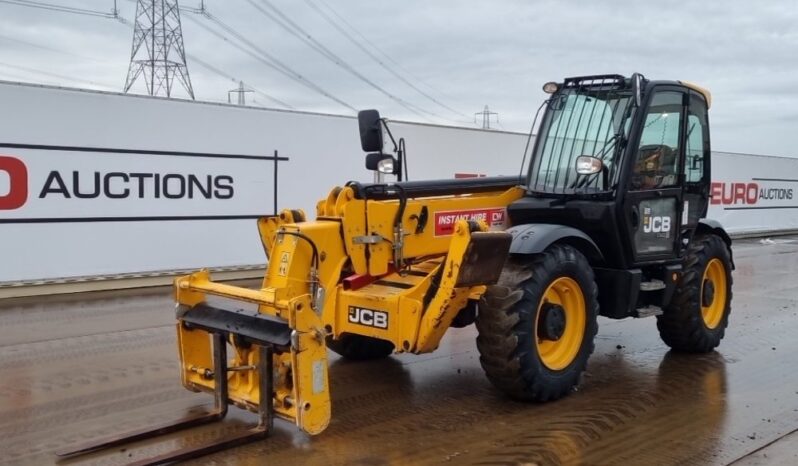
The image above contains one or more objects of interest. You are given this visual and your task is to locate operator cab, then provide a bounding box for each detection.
[509,73,712,269]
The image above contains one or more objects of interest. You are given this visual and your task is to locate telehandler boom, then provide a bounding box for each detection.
[58,73,733,465]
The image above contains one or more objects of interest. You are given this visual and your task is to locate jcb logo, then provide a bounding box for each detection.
[0,156,28,210]
[348,306,388,329]
[643,216,671,233]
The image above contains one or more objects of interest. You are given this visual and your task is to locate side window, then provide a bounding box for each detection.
[685,94,709,183]
[631,91,683,190]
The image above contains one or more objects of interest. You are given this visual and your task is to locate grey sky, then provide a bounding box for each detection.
[0,0,796,156]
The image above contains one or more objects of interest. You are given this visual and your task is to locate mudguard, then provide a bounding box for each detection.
[507,223,602,262]
[697,219,731,245]
[697,218,734,268]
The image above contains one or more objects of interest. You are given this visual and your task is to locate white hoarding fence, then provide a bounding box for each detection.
[0,81,528,284]
[1,81,797,287]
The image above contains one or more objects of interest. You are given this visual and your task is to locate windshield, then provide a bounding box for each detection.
[528,87,635,194]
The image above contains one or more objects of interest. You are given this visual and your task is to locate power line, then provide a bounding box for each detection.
[0,61,115,89]
[0,0,116,18]
[302,0,468,119]
[186,52,294,109]
[248,0,438,121]
[250,87,294,109]
[117,13,296,110]
[311,0,455,100]
[183,12,329,110]
[0,33,108,62]
[185,10,356,111]
[2,0,347,112]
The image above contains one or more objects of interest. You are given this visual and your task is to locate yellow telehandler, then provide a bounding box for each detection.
[58,74,733,464]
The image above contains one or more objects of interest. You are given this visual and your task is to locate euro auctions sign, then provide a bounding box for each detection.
[434,207,507,236]
[0,144,284,222]
[0,154,234,210]
[710,181,794,208]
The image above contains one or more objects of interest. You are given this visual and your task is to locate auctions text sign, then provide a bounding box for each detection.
[0,145,282,222]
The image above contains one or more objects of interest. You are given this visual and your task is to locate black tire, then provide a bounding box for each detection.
[326,333,394,361]
[657,234,733,352]
[476,244,599,401]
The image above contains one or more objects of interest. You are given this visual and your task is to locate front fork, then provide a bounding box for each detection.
[173,274,332,436]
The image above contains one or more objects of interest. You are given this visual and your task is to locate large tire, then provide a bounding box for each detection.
[326,333,394,361]
[657,234,733,352]
[476,244,599,401]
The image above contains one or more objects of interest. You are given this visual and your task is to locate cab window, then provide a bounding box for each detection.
[631,91,683,190]
[685,93,709,183]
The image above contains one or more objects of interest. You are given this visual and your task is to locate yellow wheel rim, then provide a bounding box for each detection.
[535,277,586,371]
[701,258,727,329]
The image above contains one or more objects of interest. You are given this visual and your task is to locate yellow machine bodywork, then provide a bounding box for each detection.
[173,183,524,435]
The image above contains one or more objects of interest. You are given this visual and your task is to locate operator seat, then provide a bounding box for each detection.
[633,145,677,189]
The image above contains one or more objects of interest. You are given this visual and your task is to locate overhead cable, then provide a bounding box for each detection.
[177,19,295,109]
[187,10,355,111]
[2,0,341,112]
[0,61,115,89]
[189,53,295,110]
[249,0,437,121]
[0,33,107,62]
[120,11,296,110]
[0,0,116,18]
[302,0,468,119]
[313,0,455,100]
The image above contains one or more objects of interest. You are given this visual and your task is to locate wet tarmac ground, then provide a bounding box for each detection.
[1,236,797,465]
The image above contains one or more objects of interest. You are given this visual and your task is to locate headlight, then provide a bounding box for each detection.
[377,157,395,174]
[542,82,560,94]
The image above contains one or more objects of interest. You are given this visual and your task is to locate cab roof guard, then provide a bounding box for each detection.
[563,74,629,90]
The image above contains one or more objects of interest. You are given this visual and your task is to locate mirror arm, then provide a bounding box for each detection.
[398,138,407,181]
[380,119,399,153]
[396,152,403,181]
[394,138,404,182]
[631,72,645,108]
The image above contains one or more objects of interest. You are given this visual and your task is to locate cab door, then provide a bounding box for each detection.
[622,88,686,264]
[680,91,711,240]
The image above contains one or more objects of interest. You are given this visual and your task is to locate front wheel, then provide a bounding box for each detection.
[657,234,733,352]
[476,244,599,401]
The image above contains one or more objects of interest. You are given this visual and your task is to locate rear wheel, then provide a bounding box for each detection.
[477,244,599,401]
[657,234,733,352]
[326,333,394,361]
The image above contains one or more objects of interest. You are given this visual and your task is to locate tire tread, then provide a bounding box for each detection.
[657,234,733,352]
[477,244,599,401]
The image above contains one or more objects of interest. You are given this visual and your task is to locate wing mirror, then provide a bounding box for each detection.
[575,156,603,175]
[358,109,384,152]
[358,109,406,181]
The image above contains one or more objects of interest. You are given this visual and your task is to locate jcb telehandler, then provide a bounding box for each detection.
[59,73,733,464]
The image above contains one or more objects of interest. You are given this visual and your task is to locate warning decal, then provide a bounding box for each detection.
[434,207,507,236]
[278,251,290,276]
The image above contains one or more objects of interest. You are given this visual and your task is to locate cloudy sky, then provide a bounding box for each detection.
[0,0,796,156]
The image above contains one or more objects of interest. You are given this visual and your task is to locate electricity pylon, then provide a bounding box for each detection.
[124,0,194,99]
